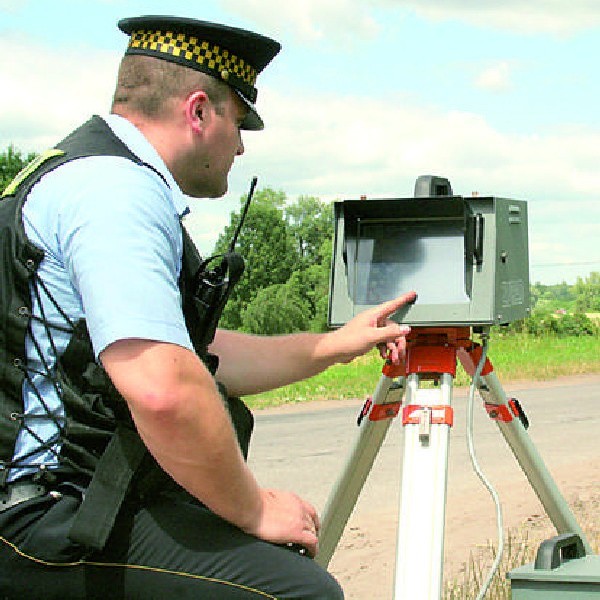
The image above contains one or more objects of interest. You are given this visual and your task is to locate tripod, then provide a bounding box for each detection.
[315,326,591,599]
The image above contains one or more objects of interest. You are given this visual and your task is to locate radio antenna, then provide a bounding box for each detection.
[230,176,258,253]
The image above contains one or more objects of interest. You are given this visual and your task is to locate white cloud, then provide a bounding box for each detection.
[0,0,25,12]
[204,85,600,282]
[0,33,120,151]
[373,0,600,35]
[219,0,380,43]
[241,87,600,202]
[474,61,513,92]
[3,28,598,283]
[221,0,600,39]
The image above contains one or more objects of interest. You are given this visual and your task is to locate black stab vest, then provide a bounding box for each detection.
[0,116,252,549]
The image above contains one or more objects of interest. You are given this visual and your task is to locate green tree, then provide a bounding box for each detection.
[240,239,334,335]
[1,145,38,193]
[213,188,335,334]
[530,280,575,312]
[285,195,333,268]
[287,237,333,332]
[284,198,334,332]
[241,278,311,334]
[214,188,296,329]
[574,272,600,312]
[215,188,333,334]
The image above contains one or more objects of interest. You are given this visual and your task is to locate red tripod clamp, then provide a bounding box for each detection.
[402,405,454,427]
[485,398,529,429]
[403,327,472,379]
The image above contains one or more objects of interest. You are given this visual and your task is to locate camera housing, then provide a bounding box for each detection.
[328,177,530,327]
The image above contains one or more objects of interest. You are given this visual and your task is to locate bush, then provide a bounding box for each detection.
[520,310,598,336]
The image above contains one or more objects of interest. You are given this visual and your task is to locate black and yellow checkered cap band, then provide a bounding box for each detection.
[127,29,259,103]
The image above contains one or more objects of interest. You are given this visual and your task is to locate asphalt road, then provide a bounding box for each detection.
[247,373,600,596]
[248,374,600,516]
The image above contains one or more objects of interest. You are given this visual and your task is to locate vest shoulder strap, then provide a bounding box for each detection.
[2,116,144,201]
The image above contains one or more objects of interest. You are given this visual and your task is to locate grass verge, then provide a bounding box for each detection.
[245,334,600,410]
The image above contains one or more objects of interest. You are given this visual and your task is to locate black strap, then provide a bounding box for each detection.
[68,424,146,550]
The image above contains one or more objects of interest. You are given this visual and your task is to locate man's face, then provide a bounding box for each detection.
[183,89,246,199]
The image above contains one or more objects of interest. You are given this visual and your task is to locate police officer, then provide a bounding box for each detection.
[0,15,416,599]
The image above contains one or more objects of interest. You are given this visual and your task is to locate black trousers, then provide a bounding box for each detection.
[0,484,344,599]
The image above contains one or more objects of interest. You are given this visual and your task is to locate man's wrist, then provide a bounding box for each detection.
[236,482,265,534]
[312,330,350,366]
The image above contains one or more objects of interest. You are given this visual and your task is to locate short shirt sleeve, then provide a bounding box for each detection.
[54,156,194,357]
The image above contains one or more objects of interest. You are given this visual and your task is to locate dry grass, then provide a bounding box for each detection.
[443,492,600,599]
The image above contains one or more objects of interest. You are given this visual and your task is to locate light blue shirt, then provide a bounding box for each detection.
[11,114,194,481]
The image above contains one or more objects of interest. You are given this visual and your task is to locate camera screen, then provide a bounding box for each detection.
[349,221,470,305]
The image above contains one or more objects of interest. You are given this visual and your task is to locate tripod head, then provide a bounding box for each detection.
[328,175,530,327]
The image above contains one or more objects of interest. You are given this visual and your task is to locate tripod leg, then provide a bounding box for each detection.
[394,372,454,600]
[316,371,405,568]
[458,348,593,555]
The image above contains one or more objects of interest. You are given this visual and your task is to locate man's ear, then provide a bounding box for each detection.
[185,90,211,134]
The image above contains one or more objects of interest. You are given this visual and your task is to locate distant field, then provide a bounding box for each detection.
[245,333,600,410]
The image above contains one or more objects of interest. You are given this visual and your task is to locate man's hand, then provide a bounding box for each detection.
[325,291,417,365]
[244,489,321,558]
[211,291,417,396]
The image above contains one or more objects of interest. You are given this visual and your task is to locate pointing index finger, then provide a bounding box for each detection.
[376,291,418,320]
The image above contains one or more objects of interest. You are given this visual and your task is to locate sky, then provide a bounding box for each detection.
[1,0,599,285]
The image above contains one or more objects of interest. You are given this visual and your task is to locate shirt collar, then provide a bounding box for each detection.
[102,113,190,218]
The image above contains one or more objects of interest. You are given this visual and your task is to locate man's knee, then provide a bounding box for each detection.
[306,567,344,600]
[281,557,344,600]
